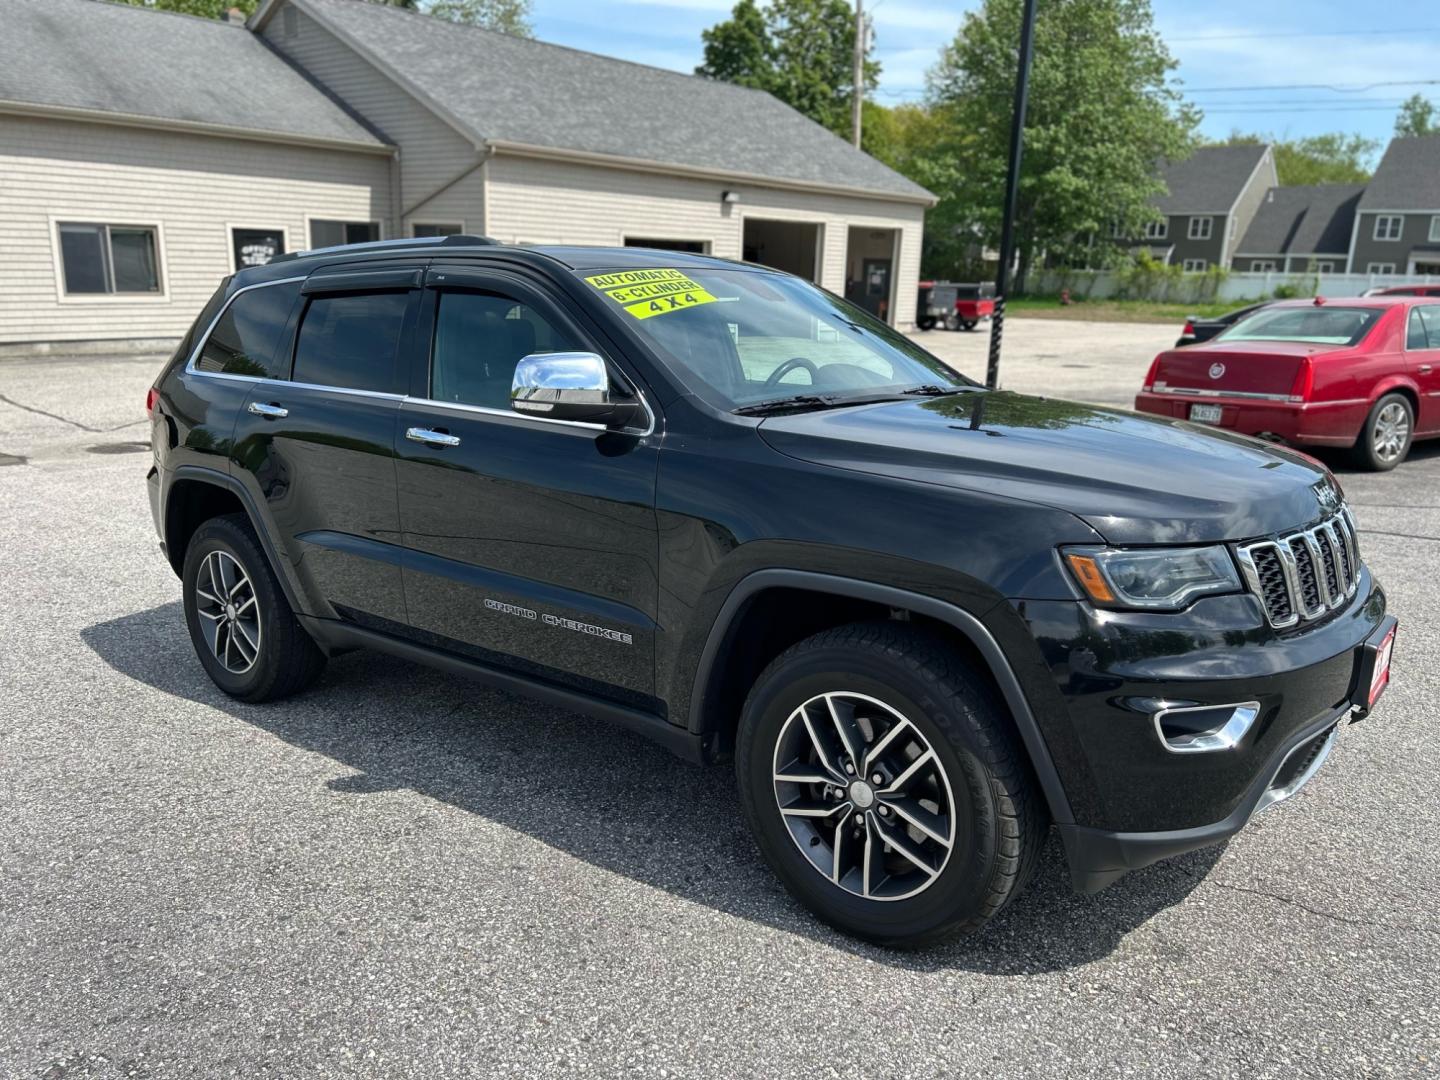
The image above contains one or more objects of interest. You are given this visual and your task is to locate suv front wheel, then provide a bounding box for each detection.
[182,514,326,702]
[736,622,1046,947]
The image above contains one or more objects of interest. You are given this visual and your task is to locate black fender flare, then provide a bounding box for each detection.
[167,464,308,616]
[686,569,1075,827]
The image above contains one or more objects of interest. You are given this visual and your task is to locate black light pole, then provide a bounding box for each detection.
[985,0,1039,390]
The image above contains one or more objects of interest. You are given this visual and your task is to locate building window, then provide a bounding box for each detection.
[1430,215,1440,243]
[309,219,380,249]
[1182,258,1207,272]
[1143,219,1168,240]
[1187,216,1213,241]
[411,223,463,238]
[230,227,286,270]
[1374,215,1403,241]
[1250,259,1277,272]
[57,222,161,295]
[1316,260,1336,274]
[1367,262,1397,275]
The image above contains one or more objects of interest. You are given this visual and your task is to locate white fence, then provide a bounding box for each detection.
[1030,270,1440,304]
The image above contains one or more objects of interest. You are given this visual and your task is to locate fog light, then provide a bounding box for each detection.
[1153,701,1260,754]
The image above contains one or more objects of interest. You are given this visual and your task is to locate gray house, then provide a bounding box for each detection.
[1231,184,1363,274]
[0,0,933,349]
[1121,144,1277,270]
[1347,134,1440,276]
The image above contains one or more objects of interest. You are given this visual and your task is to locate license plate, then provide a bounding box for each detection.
[1189,403,1223,424]
[1352,617,1398,716]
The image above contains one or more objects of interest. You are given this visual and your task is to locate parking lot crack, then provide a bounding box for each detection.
[1205,879,1437,936]
[0,392,145,434]
[1357,528,1440,544]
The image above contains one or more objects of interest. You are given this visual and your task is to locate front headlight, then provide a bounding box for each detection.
[1062,545,1241,610]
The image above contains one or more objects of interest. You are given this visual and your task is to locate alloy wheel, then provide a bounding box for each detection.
[1372,401,1411,464]
[194,550,261,674]
[772,691,956,901]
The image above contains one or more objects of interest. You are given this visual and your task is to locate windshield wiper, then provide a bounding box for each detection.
[733,394,840,416]
[898,384,965,396]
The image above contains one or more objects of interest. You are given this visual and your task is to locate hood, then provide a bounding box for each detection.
[758,391,1337,544]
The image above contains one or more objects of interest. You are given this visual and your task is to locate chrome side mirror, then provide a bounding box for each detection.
[510,352,638,428]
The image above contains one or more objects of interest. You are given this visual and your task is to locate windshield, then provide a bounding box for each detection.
[579,266,971,409]
[1218,305,1382,347]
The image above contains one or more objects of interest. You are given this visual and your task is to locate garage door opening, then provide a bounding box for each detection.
[625,238,709,253]
[845,226,899,324]
[742,219,821,282]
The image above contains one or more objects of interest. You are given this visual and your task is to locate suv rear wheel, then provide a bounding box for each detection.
[735,622,1046,947]
[182,514,325,702]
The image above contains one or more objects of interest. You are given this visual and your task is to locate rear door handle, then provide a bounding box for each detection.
[247,401,288,419]
[1420,364,1433,374]
[406,427,461,447]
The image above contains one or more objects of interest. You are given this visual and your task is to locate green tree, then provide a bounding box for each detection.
[697,0,879,139]
[366,0,532,35]
[863,101,983,276]
[928,0,1197,290]
[112,0,257,16]
[1395,93,1439,138]
[1220,131,1377,185]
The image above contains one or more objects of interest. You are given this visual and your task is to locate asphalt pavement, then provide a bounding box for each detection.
[1,323,1437,1078]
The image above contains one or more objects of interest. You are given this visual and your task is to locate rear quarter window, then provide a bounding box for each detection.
[196,282,302,378]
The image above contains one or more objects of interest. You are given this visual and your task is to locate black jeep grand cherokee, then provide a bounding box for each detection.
[147,237,1397,946]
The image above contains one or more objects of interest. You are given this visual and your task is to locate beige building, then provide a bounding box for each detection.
[0,0,934,351]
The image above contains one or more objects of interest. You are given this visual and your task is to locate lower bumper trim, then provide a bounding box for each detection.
[1059,704,1349,894]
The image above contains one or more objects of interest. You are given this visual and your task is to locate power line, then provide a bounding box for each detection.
[1172,26,1440,42]
[1184,78,1440,94]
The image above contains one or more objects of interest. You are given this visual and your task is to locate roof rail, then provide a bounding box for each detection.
[270,234,499,264]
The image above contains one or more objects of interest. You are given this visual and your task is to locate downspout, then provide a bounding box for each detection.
[402,144,494,225]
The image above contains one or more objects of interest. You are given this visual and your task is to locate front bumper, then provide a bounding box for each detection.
[1019,579,1395,892]
[1060,704,1344,892]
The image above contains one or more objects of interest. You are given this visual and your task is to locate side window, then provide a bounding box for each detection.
[1408,308,1428,350]
[196,281,301,378]
[430,290,581,409]
[292,291,410,393]
[1419,307,1440,349]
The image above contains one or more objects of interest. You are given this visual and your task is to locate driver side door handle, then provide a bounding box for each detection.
[406,427,461,448]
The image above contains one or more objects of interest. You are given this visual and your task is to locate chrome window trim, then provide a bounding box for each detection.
[184,275,658,436]
[184,275,307,377]
[400,395,608,433]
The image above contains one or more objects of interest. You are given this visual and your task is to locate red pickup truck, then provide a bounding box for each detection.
[917,282,996,331]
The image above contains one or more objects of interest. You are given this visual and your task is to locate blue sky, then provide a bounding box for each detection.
[530,0,1438,162]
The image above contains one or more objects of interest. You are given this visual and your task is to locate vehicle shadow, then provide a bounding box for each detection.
[1313,437,1440,476]
[82,602,1219,973]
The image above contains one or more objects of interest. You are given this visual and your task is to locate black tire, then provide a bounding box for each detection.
[1351,392,1414,471]
[182,514,326,702]
[918,316,937,331]
[960,319,979,332]
[735,622,1047,948]
[943,313,961,332]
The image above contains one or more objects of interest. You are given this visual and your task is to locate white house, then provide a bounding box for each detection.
[0,0,935,351]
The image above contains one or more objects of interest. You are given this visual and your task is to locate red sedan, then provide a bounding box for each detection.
[1135,296,1440,470]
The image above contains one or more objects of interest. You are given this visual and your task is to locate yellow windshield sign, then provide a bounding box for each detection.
[585,268,718,320]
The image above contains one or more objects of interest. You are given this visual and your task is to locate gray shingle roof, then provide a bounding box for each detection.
[1360,135,1440,210]
[1236,184,1363,256]
[0,0,385,148]
[289,0,932,201]
[1154,144,1270,213]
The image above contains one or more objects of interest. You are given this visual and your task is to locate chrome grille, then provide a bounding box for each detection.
[1236,509,1362,629]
